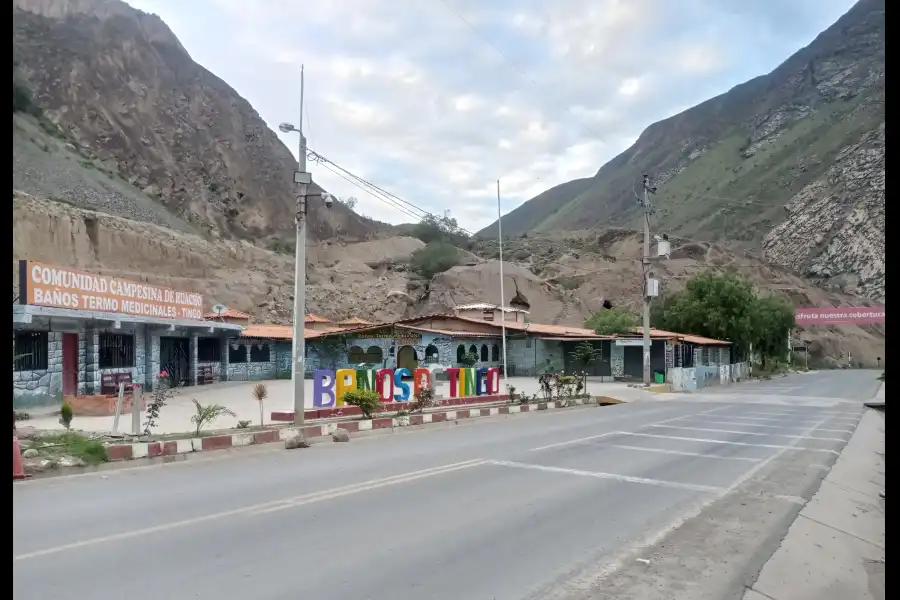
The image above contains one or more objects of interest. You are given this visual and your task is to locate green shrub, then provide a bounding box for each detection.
[343,389,382,419]
[13,73,42,117]
[59,401,74,430]
[410,242,460,279]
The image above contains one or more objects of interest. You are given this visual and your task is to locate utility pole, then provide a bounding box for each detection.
[641,174,654,386]
[283,66,309,427]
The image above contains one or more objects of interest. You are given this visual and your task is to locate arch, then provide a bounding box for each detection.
[491,344,500,362]
[397,345,418,372]
[425,344,439,363]
[457,344,466,362]
[469,344,478,357]
[480,344,489,362]
[364,346,384,365]
[348,345,366,364]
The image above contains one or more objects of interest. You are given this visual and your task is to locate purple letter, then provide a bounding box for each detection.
[313,369,336,408]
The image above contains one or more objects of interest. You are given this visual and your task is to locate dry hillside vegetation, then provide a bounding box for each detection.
[13,193,884,366]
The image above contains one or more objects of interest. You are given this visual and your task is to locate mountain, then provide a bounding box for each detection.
[477,0,884,301]
[12,0,381,243]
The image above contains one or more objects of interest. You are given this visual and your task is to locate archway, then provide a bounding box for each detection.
[397,345,418,372]
[425,344,439,363]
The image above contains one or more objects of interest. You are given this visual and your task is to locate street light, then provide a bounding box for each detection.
[281,68,310,428]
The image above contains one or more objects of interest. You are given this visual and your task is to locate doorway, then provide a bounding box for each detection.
[623,346,643,379]
[397,345,418,373]
[62,333,79,396]
[160,337,191,386]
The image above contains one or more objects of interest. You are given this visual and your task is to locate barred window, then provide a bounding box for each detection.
[14,331,48,371]
[229,344,247,363]
[249,343,271,363]
[198,338,221,362]
[99,334,135,369]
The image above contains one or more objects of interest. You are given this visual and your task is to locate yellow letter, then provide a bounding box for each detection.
[335,368,357,406]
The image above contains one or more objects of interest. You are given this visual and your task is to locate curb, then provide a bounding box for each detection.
[270,394,511,422]
[105,398,603,462]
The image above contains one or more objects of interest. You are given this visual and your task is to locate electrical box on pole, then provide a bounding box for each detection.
[646,278,660,297]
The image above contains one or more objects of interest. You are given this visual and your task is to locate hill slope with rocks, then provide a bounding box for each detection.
[477,0,884,302]
[11,0,884,367]
[13,0,383,244]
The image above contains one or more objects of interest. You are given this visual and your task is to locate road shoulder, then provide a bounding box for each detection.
[743,408,885,600]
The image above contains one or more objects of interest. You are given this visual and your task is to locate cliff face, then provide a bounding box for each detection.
[763,123,884,301]
[12,0,379,242]
[477,0,884,301]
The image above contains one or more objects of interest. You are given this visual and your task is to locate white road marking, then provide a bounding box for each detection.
[536,416,834,600]
[486,460,724,493]
[598,444,761,462]
[528,408,725,452]
[740,411,860,420]
[529,432,618,451]
[13,459,487,561]
[696,414,845,425]
[647,425,847,442]
[617,432,839,455]
[675,419,855,434]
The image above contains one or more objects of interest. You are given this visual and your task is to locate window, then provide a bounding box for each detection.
[99,333,135,369]
[348,346,366,364]
[250,343,271,363]
[389,346,395,357]
[229,344,247,363]
[365,346,384,364]
[469,344,477,357]
[14,331,48,371]
[425,345,439,362]
[480,344,488,361]
[456,345,466,362]
[491,344,500,361]
[482,309,494,321]
[198,338,221,362]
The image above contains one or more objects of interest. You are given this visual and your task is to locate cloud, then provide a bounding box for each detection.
[124,0,858,232]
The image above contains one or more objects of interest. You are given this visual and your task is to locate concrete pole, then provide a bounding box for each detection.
[641,176,652,386]
[292,66,309,427]
[496,180,508,392]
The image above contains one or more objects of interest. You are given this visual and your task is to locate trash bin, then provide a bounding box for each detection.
[654,372,665,384]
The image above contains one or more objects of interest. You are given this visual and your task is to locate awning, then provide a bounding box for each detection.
[13,305,243,334]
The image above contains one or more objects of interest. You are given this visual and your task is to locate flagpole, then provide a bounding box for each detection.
[497,179,508,393]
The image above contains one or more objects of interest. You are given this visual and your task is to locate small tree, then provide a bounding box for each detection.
[410,242,460,279]
[144,371,178,435]
[458,350,478,368]
[59,400,74,431]
[343,389,381,420]
[585,307,638,335]
[569,341,603,394]
[190,399,237,436]
[252,383,268,427]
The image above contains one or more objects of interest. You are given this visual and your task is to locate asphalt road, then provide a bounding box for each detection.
[13,370,882,600]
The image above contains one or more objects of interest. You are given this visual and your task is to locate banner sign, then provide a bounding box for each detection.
[794,307,885,326]
[18,260,204,320]
[312,366,502,407]
[615,339,645,346]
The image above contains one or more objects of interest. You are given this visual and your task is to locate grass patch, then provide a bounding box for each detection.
[29,432,109,465]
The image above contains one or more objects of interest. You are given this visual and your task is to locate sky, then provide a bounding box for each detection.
[125,0,856,232]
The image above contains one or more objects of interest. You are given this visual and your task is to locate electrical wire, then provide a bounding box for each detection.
[306,147,476,236]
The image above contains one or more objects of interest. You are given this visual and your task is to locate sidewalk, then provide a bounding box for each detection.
[743,407,885,600]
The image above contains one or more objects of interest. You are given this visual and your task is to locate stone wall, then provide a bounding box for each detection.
[13,329,62,410]
[226,337,277,381]
[610,344,625,377]
[84,326,148,394]
[506,338,564,376]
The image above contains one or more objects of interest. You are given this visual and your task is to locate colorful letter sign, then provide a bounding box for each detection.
[312,366,502,407]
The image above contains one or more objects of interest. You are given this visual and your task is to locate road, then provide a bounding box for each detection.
[13,370,882,600]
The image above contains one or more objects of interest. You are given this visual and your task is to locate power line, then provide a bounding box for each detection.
[307,147,475,235]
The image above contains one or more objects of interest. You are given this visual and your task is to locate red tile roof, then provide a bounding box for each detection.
[204,308,252,320]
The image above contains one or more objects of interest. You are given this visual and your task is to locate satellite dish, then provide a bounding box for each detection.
[523,323,530,330]
[211,304,228,316]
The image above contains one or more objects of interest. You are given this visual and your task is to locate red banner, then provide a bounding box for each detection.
[794,307,885,325]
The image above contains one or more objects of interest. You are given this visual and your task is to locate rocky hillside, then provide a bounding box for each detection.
[13,191,884,366]
[477,0,884,301]
[12,0,381,243]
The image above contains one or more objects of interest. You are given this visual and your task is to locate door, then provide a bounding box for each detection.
[397,345,418,373]
[62,333,79,396]
[622,346,643,379]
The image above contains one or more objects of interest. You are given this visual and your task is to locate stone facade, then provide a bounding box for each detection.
[506,338,565,376]
[610,344,625,377]
[226,337,278,381]
[13,330,63,410]
[83,326,148,395]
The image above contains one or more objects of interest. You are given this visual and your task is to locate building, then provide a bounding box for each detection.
[13,260,241,411]
[300,305,733,381]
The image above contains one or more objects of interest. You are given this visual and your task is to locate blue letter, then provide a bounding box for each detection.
[393,368,411,401]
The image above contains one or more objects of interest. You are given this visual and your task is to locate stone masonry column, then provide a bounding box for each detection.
[190,333,199,386]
